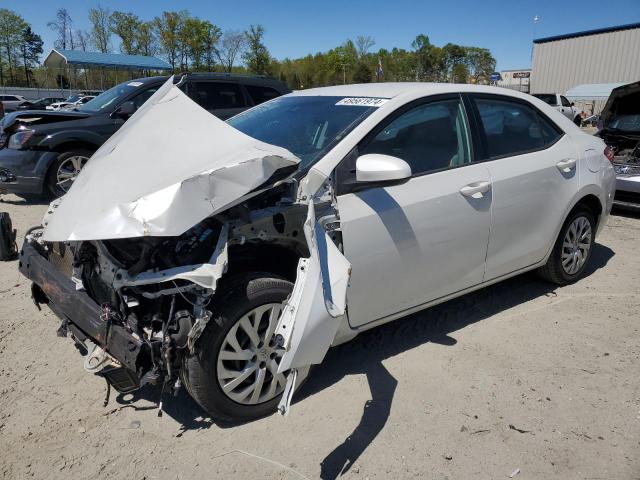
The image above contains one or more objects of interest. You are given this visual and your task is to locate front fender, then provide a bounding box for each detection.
[37,129,105,152]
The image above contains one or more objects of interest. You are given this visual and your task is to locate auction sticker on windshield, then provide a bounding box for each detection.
[336,97,389,107]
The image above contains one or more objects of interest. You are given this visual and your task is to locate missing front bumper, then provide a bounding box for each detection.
[18,241,144,389]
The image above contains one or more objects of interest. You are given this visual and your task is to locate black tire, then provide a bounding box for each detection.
[537,207,595,285]
[573,116,582,126]
[181,272,294,422]
[45,149,94,197]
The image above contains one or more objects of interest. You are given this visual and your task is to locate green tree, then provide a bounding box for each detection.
[243,25,270,75]
[136,21,158,57]
[181,18,220,70]
[154,11,184,70]
[442,43,467,81]
[21,26,43,87]
[88,5,112,53]
[352,62,372,83]
[451,63,469,83]
[465,47,496,83]
[0,8,27,85]
[110,11,140,54]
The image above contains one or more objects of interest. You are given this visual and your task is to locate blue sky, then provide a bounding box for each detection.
[10,0,640,71]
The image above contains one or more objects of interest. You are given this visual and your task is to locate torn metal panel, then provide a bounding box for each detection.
[42,77,300,242]
[274,201,351,375]
[113,223,229,291]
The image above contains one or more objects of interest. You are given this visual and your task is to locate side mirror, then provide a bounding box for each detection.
[112,100,136,118]
[570,102,575,107]
[356,154,412,183]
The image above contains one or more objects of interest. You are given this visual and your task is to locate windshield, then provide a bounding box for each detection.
[227,96,379,170]
[533,94,557,106]
[65,95,81,103]
[78,81,147,113]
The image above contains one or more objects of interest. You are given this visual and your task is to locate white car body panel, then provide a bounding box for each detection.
[482,134,580,280]
[42,78,299,241]
[31,81,615,416]
[338,163,492,327]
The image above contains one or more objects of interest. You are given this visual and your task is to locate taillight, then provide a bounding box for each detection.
[604,145,615,163]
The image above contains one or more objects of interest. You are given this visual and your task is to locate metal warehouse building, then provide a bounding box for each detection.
[530,22,640,97]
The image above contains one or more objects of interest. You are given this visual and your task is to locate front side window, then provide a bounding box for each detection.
[191,82,247,110]
[360,98,472,175]
[474,97,562,159]
[561,96,572,107]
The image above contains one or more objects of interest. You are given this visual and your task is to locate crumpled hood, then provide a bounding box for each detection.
[43,78,300,241]
[600,80,640,128]
[1,109,90,130]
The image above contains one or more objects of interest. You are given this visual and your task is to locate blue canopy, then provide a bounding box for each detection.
[44,49,172,71]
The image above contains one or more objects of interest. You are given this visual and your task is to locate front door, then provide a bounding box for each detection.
[336,95,492,327]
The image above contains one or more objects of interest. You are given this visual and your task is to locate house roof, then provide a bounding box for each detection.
[44,49,172,70]
[565,83,627,100]
[533,22,640,44]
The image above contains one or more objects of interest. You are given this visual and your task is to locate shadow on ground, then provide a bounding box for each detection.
[0,194,50,206]
[111,243,615,478]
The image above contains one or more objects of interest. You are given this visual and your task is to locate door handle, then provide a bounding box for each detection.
[459,181,491,198]
[556,158,577,172]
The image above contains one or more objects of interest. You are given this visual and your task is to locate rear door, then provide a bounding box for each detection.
[467,94,579,280]
[187,81,249,119]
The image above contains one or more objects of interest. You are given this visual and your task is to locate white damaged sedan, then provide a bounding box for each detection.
[19,78,616,421]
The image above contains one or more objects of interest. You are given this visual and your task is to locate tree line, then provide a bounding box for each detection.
[0,6,496,89]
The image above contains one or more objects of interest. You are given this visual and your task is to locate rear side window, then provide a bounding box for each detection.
[245,85,281,105]
[190,82,247,110]
[360,98,472,176]
[473,98,562,159]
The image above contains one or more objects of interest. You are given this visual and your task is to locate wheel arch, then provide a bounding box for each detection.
[224,241,306,285]
[541,186,605,265]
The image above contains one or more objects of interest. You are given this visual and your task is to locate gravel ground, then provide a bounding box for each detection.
[0,194,639,480]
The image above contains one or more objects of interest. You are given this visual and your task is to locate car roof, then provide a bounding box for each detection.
[289,82,538,101]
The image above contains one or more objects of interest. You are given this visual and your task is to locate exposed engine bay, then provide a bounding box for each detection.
[25,181,342,411]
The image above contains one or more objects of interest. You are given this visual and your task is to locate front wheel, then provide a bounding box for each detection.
[181,273,307,421]
[537,207,595,285]
[46,149,93,197]
[573,115,582,126]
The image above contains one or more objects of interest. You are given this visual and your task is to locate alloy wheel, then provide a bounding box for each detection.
[561,215,592,275]
[56,155,89,193]
[216,303,288,405]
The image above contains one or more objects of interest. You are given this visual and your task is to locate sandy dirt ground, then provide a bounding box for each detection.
[0,194,638,480]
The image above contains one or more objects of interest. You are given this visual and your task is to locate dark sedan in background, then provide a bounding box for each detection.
[0,74,290,199]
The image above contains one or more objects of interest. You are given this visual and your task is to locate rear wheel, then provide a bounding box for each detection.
[537,207,595,285]
[46,149,93,197]
[181,273,306,421]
